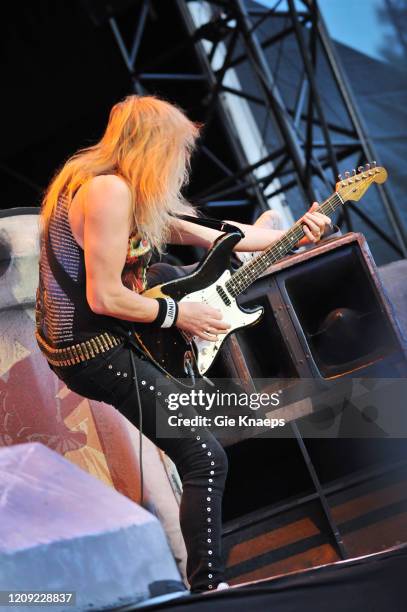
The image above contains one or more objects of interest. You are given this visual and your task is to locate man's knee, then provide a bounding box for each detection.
[146,262,200,288]
[214,441,228,474]
[175,434,228,482]
[146,262,181,287]
[207,437,228,483]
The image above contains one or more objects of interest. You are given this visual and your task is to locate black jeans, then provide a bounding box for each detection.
[50,263,228,594]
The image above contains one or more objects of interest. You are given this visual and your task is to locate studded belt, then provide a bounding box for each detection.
[35,330,124,367]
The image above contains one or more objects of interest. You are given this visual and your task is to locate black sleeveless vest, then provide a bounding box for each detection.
[35,191,151,348]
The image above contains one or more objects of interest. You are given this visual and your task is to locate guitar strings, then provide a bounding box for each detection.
[198,173,374,308]
[226,192,343,297]
[198,192,343,307]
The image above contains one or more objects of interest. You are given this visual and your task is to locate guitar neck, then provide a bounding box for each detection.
[225,191,344,298]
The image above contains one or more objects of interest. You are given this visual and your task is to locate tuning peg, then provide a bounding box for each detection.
[365,163,370,171]
[352,169,356,176]
[357,166,364,173]
[345,171,350,178]
[338,173,342,181]
[372,161,377,168]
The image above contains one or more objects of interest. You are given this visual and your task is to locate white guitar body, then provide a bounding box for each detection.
[180,269,263,375]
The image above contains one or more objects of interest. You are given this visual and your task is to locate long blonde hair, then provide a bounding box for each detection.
[40,94,202,251]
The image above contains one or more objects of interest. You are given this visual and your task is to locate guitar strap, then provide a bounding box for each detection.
[174,213,245,238]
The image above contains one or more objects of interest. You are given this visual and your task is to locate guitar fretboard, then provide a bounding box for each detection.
[225,192,343,298]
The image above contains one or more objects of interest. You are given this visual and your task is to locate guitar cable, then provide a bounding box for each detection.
[125,325,144,507]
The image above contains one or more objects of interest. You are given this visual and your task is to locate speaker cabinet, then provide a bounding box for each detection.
[235,232,407,380]
[212,232,407,584]
[222,441,407,584]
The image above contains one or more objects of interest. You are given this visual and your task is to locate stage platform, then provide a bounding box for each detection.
[126,543,406,612]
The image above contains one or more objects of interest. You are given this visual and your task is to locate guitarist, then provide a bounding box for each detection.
[35,94,332,594]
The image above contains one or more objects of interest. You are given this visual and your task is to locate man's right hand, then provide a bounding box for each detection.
[176,302,230,341]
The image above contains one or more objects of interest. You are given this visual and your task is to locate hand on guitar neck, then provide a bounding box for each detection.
[296,202,332,247]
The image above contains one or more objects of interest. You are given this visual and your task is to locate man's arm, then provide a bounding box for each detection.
[168,216,284,252]
[83,175,160,322]
[168,203,332,251]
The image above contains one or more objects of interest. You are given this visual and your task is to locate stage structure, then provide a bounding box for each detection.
[90,0,407,263]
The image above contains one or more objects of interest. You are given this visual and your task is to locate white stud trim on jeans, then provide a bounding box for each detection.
[195,435,219,590]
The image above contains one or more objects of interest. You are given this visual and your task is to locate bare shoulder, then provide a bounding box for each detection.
[85,174,131,201]
[83,174,132,218]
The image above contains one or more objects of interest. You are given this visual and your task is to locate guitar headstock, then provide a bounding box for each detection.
[336,162,388,202]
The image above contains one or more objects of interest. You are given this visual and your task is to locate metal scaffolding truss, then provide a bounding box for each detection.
[106,0,406,261]
[108,0,285,226]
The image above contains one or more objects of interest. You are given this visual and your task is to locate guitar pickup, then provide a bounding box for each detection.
[216,285,231,306]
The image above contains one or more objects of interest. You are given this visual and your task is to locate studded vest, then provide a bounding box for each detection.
[35,190,152,348]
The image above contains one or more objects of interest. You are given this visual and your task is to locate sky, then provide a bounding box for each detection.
[256,0,393,63]
[318,0,389,62]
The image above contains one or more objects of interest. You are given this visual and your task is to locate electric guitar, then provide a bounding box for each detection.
[133,164,387,386]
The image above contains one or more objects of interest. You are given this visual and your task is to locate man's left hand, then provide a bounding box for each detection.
[297,202,332,247]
